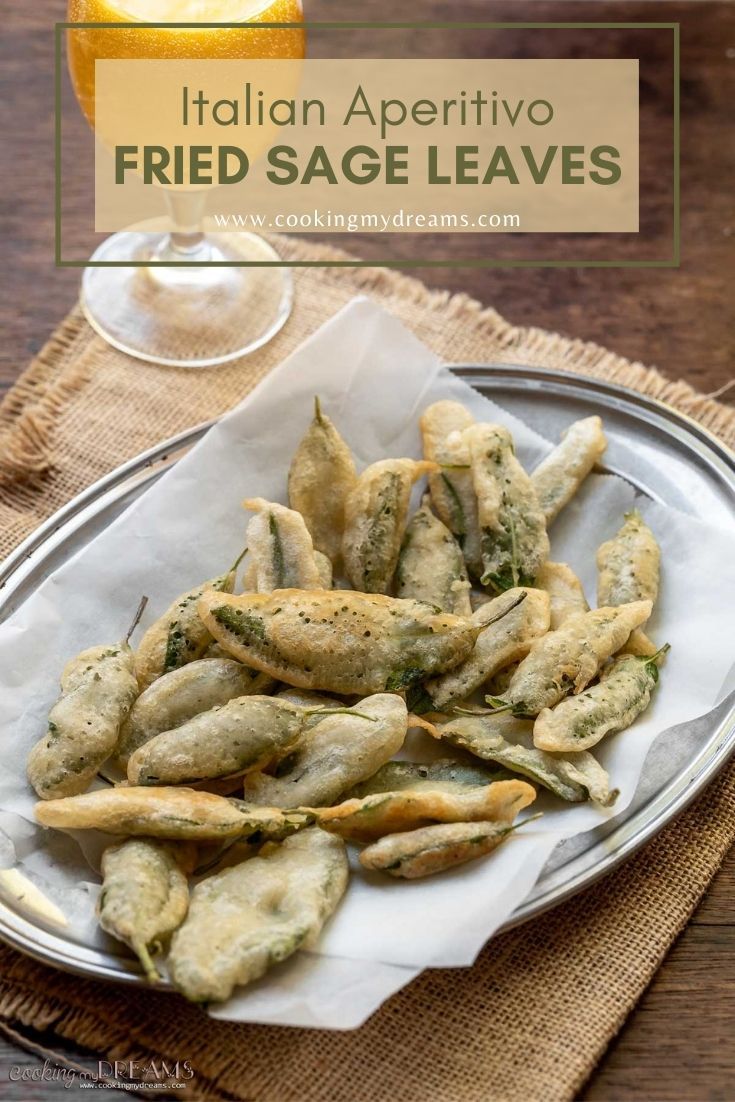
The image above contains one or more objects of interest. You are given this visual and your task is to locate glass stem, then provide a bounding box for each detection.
[157,190,211,263]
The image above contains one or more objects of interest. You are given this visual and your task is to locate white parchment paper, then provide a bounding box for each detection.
[0,298,733,1027]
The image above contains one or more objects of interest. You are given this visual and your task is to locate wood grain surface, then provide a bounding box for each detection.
[1,2,733,1099]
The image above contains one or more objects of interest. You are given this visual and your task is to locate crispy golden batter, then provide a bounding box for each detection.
[126,696,308,786]
[287,398,357,566]
[505,600,653,715]
[98,839,195,981]
[28,644,138,800]
[360,820,522,878]
[597,510,660,607]
[417,587,550,712]
[198,588,478,695]
[243,498,325,591]
[314,551,333,589]
[117,657,275,766]
[342,458,438,594]
[531,416,607,522]
[348,758,506,797]
[432,714,618,806]
[168,829,348,1002]
[597,510,661,656]
[135,569,238,691]
[34,787,313,841]
[275,688,339,709]
[245,694,408,808]
[534,650,666,752]
[420,400,483,579]
[534,562,589,630]
[307,778,535,843]
[484,662,519,697]
[463,424,549,591]
[396,495,472,615]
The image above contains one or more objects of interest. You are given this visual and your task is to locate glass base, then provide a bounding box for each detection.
[80,231,292,368]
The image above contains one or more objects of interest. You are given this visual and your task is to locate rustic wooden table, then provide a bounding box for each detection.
[1,1,733,1098]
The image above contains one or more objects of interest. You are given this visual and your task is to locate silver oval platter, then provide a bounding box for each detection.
[1,364,733,985]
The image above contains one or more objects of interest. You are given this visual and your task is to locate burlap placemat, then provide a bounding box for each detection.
[0,235,733,1101]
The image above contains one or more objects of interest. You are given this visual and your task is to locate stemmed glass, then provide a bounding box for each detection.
[67,0,306,367]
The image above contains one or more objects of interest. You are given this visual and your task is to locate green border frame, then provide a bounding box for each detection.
[55,21,680,268]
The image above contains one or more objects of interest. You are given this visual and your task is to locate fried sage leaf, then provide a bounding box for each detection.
[198,589,477,695]
[342,458,438,594]
[34,787,313,842]
[314,551,333,589]
[360,819,528,879]
[288,397,357,566]
[431,714,618,806]
[396,495,472,615]
[348,757,509,797]
[419,400,483,578]
[597,510,661,656]
[463,424,549,591]
[135,565,239,691]
[504,600,653,715]
[597,510,660,607]
[28,644,138,800]
[126,696,312,786]
[415,587,550,713]
[484,662,519,698]
[243,497,325,591]
[245,694,408,808]
[307,778,535,843]
[531,416,607,523]
[534,561,589,630]
[534,649,668,753]
[168,828,348,1003]
[117,657,275,767]
[98,839,195,981]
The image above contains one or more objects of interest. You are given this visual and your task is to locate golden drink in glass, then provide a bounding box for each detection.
[67,1,306,367]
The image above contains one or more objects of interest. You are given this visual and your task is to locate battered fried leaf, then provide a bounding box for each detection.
[135,566,239,691]
[34,787,314,842]
[504,600,653,715]
[288,397,357,567]
[534,562,589,630]
[533,648,668,753]
[430,714,618,806]
[360,819,531,879]
[306,777,535,843]
[420,400,483,578]
[198,588,478,695]
[342,459,438,594]
[28,644,138,800]
[347,757,508,798]
[596,510,661,656]
[243,498,325,591]
[126,696,308,786]
[531,416,607,523]
[416,587,550,713]
[463,423,549,592]
[245,694,408,808]
[98,839,195,981]
[117,657,275,766]
[396,495,472,615]
[168,829,348,1003]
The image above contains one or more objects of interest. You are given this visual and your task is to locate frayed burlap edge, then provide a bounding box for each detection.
[0,308,95,487]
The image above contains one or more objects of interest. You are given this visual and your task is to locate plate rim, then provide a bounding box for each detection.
[1,362,733,988]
